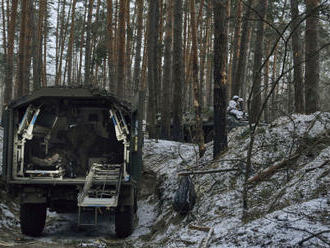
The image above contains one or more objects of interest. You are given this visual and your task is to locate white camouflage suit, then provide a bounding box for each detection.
[227,99,243,119]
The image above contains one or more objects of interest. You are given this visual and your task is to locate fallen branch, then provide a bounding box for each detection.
[198,227,214,248]
[298,230,330,246]
[285,226,330,246]
[178,168,238,176]
[248,153,300,184]
[189,224,211,232]
[305,160,329,173]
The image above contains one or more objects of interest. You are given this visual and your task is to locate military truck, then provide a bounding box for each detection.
[1,87,144,238]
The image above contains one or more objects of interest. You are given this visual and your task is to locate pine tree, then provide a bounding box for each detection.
[172,0,184,141]
[290,0,304,113]
[250,0,268,123]
[213,0,228,158]
[305,0,320,113]
[4,0,18,105]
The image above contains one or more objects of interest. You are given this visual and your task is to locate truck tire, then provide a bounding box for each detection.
[20,203,47,237]
[115,206,134,238]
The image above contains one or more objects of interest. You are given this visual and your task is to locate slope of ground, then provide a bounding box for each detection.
[140,112,330,247]
[0,112,329,247]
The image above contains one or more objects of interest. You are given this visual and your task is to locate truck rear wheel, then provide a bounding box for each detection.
[20,203,47,237]
[115,206,134,238]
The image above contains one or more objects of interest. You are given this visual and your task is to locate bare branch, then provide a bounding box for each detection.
[178,168,238,176]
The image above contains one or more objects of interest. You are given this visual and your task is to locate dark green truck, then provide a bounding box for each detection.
[1,87,144,238]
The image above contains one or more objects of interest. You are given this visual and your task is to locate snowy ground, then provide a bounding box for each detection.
[0,112,329,247]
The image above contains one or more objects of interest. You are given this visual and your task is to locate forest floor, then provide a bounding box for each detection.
[0,112,329,248]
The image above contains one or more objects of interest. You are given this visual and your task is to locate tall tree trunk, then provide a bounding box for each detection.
[172,0,184,141]
[42,3,47,87]
[1,0,7,56]
[67,0,77,85]
[235,0,253,99]
[147,0,159,139]
[206,9,213,108]
[23,0,33,94]
[55,0,61,86]
[106,0,114,91]
[17,0,28,98]
[4,0,18,105]
[191,0,205,157]
[116,0,126,97]
[59,3,71,85]
[33,0,47,90]
[213,0,228,158]
[263,40,270,123]
[250,0,267,123]
[304,0,320,114]
[85,0,94,84]
[199,17,208,110]
[55,0,68,86]
[156,0,163,108]
[112,0,119,89]
[125,0,132,98]
[271,46,278,121]
[140,24,148,92]
[290,0,304,113]
[160,0,173,139]
[132,0,143,93]
[231,0,242,97]
[90,0,101,84]
[77,0,87,85]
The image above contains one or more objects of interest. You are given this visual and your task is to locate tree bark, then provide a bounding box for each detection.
[132,0,143,93]
[231,0,242,97]
[250,0,267,123]
[84,0,94,85]
[33,0,47,90]
[213,0,228,159]
[263,40,270,123]
[77,0,87,85]
[116,0,126,97]
[42,3,47,87]
[191,0,205,157]
[172,0,184,141]
[125,0,132,98]
[147,0,159,139]
[106,0,114,91]
[290,0,304,113]
[55,0,61,85]
[235,0,253,99]
[1,0,7,56]
[160,0,173,139]
[23,0,33,94]
[304,0,320,114]
[55,0,69,86]
[67,0,77,86]
[17,0,28,98]
[4,0,18,105]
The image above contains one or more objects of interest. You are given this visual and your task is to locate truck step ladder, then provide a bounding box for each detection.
[77,163,122,226]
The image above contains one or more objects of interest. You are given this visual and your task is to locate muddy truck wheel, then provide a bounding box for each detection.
[20,203,47,237]
[115,206,134,238]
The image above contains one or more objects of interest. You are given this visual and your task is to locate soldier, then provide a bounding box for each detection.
[227,96,243,120]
